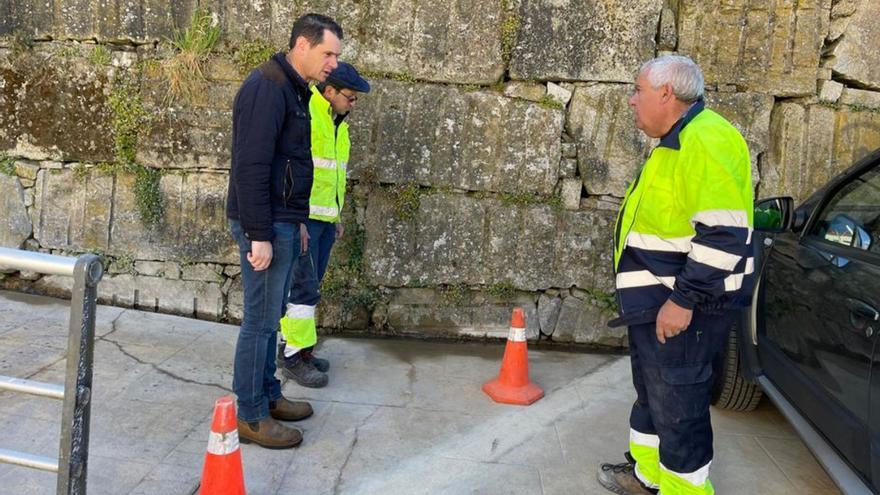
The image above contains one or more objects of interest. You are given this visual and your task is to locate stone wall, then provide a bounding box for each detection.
[2,0,880,347]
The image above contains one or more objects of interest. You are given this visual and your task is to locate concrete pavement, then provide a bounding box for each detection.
[0,290,839,494]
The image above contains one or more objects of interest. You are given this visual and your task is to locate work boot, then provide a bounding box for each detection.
[282,355,329,388]
[237,417,302,449]
[597,453,658,495]
[269,396,313,421]
[302,350,330,373]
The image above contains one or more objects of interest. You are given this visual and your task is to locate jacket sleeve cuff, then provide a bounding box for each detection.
[243,227,274,242]
[669,290,696,310]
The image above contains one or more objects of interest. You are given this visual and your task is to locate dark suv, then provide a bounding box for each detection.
[712,149,880,494]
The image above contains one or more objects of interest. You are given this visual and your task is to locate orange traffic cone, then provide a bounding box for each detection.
[482,307,544,405]
[199,396,246,495]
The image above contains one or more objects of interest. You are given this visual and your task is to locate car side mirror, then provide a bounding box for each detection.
[754,197,794,232]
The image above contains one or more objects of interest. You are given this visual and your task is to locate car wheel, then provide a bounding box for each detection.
[711,319,763,411]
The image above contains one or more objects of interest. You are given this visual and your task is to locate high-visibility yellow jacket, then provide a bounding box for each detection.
[614,99,754,317]
[308,85,350,223]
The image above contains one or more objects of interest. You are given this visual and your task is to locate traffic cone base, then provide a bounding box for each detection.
[482,379,544,406]
[483,308,544,406]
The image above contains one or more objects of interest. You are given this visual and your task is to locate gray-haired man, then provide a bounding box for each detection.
[598,55,754,495]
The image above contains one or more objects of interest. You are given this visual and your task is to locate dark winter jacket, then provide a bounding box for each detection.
[226,52,314,241]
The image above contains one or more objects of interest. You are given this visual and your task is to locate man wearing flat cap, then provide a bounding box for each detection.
[277,61,371,388]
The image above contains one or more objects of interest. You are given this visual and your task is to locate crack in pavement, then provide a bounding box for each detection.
[98,310,232,392]
[332,406,380,495]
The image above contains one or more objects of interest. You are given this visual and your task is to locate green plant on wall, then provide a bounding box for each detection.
[108,75,164,226]
[232,39,275,76]
[162,8,221,103]
[0,153,14,176]
[500,1,522,67]
[88,45,112,66]
[487,280,517,301]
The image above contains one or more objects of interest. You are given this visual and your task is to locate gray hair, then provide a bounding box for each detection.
[639,55,704,103]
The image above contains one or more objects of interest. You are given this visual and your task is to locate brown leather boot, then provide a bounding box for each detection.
[237,417,303,449]
[269,396,313,421]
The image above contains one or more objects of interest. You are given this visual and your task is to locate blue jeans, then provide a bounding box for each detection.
[229,220,303,422]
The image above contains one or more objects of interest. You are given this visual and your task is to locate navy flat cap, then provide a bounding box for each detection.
[326,61,371,93]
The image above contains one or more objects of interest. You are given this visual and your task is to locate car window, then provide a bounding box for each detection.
[809,166,880,254]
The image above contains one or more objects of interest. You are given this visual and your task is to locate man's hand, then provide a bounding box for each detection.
[247,241,273,271]
[656,299,693,344]
[299,223,310,254]
[335,223,344,240]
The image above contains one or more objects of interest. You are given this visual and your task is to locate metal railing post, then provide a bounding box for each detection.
[56,254,102,495]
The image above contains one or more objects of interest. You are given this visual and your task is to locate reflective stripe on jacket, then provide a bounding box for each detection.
[613,100,754,316]
[308,86,349,223]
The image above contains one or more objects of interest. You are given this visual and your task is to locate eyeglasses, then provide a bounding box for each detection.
[338,90,358,103]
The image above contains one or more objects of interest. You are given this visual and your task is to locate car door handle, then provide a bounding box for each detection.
[846,298,880,336]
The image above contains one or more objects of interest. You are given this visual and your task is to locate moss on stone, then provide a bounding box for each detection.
[500,2,522,67]
[487,280,516,301]
[88,45,112,66]
[538,95,563,110]
[0,153,14,176]
[231,39,275,76]
[439,283,468,307]
[391,183,421,220]
[72,164,90,183]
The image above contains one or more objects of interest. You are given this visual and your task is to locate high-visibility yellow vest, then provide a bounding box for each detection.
[308,85,349,223]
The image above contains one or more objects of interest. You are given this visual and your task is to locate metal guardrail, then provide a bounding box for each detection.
[0,247,104,494]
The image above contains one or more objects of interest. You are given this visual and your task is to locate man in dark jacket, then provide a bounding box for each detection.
[226,13,342,449]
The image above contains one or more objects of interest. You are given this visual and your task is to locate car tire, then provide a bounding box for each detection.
[711,319,763,411]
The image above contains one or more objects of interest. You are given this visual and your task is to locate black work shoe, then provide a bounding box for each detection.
[302,350,330,373]
[282,356,329,388]
[597,454,658,495]
[237,417,302,449]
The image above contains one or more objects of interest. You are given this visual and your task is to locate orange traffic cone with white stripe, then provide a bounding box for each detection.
[199,396,246,495]
[482,307,544,405]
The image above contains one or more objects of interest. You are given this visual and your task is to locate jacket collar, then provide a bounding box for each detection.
[272,52,311,98]
[310,86,350,127]
[658,98,705,150]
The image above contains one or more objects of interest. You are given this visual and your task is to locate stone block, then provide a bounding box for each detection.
[561,143,578,159]
[840,88,880,110]
[364,191,616,293]
[33,168,114,252]
[0,45,115,161]
[348,79,563,195]
[678,0,831,96]
[503,82,547,102]
[38,273,224,319]
[165,261,181,280]
[511,0,663,83]
[827,1,880,90]
[135,261,166,276]
[316,301,370,331]
[561,179,582,210]
[181,263,222,283]
[560,158,578,179]
[53,0,197,43]
[566,83,653,196]
[568,84,772,196]
[0,0,55,39]
[762,102,880,201]
[138,76,236,169]
[657,6,677,51]
[385,288,538,339]
[223,264,241,277]
[110,171,237,263]
[546,82,572,107]
[12,161,39,180]
[211,0,504,84]
[537,294,562,336]
[0,174,31,248]
[552,294,619,344]
[819,80,844,103]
